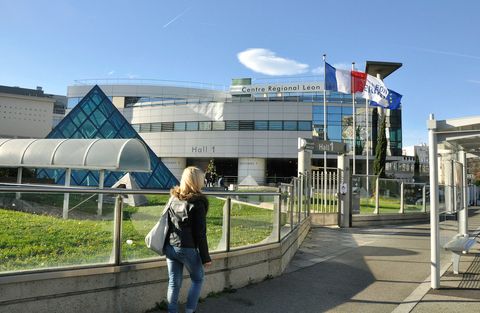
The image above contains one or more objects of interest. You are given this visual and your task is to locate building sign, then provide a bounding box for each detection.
[230,82,324,95]
[314,140,346,154]
[191,145,216,153]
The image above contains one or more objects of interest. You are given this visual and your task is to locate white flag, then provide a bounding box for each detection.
[362,74,389,104]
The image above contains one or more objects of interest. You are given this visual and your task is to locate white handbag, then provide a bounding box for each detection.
[145,197,173,255]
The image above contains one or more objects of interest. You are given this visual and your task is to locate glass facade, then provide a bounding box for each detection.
[311,91,402,156]
[39,86,178,189]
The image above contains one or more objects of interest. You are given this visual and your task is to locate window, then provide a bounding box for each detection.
[67,97,81,109]
[269,120,283,130]
[329,106,342,114]
[161,122,174,132]
[199,121,212,131]
[254,120,268,130]
[151,123,162,132]
[212,121,225,131]
[174,122,186,131]
[139,123,151,133]
[327,125,342,140]
[239,120,254,131]
[225,120,239,131]
[186,121,199,131]
[298,121,312,131]
[283,121,297,131]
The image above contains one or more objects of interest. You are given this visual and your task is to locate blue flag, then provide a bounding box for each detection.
[370,89,402,110]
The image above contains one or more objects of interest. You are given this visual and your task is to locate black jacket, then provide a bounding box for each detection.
[166,194,211,264]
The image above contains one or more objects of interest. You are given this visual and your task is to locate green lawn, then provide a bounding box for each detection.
[359,197,424,214]
[0,194,277,272]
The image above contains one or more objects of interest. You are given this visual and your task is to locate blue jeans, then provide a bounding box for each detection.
[164,244,204,313]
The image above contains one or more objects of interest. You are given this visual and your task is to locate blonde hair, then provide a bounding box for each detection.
[170,166,205,200]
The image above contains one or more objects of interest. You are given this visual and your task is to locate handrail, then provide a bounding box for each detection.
[0,183,280,196]
[0,182,301,279]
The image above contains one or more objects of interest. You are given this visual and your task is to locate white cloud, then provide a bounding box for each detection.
[108,70,115,76]
[312,63,357,75]
[237,48,309,76]
[467,79,480,84]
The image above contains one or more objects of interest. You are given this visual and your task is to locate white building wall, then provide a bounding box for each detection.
[0,93,54,138]
[134,100,312,160]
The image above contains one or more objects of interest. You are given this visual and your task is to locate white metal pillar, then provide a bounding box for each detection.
[15,167,23,200]
[338,154,351,227]
[63,168,72,219]
[459,150,468,236]
[97,170,105,216]
[428,114,440,289]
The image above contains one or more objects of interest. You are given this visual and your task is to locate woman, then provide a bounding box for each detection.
[164,166,211,313]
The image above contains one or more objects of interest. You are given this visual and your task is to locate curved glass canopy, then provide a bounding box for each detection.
[0,139,151,172]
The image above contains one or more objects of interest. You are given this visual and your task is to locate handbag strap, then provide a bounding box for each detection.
[161,196,174,216]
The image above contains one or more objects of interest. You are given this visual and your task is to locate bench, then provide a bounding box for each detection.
[444,231,480,274]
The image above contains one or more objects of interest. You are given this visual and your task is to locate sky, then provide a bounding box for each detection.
[1,0,479,146]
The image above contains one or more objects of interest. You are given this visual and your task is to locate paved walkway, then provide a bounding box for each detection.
[158,208,480,312]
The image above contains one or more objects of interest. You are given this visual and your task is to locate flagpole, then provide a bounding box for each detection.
[366,97,369,177]
[323,54,327,211]
[351,62,356,175]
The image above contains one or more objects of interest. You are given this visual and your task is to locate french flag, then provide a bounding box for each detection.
[325,62,367,94]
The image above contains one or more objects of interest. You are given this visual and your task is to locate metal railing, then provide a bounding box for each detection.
[0,183,308,277]
[352,175,428,215]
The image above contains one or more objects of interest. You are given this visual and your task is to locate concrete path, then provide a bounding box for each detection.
[197,223,435,313]
[155,208,480,313]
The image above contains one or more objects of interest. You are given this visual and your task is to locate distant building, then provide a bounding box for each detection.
[0,85,66,138]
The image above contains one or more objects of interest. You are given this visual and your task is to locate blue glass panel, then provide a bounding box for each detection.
[89,90,103,105]
[118,124,136,138]
[71,108,87,127]
[329,106,342,114]
[327,125,342,140]
[82,172,99,186]
[254,120,268,130]
[283,121,297,131]
[298,121,312,131]
[313,106,323,114]
[82,99,97,115]
[48,129,63,139]
[89,108,107,128]
[79,120,97,137]
[59,119,77,137]
[98,100,115,118]
[269,121,282,131]
[99,120,117,138]
[109,111,126,130]
[71,130,85,139]
[71,170,88,185]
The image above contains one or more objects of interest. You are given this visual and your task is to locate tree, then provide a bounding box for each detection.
[373,113,387,178]
[355,125,364,155]
[205,159,217,186]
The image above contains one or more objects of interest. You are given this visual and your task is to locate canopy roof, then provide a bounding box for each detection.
[0,139,151,171]
[432,115,480,157]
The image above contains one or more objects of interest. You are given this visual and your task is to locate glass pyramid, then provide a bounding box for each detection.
[37,85,178,189]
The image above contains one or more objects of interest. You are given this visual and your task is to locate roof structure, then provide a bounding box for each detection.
[0,138,150,172]
[37,85,178,188]
[431,115,480,157]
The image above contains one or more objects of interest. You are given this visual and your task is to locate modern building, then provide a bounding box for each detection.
[0,85,66,138]
[67,78,403,184]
